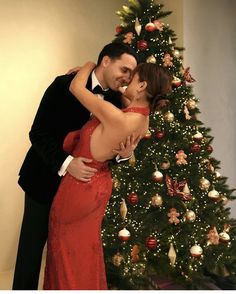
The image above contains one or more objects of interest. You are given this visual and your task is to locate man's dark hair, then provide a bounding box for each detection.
[97,42,137,65]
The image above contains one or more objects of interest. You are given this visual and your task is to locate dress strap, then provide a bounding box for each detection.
[122,107,150,116]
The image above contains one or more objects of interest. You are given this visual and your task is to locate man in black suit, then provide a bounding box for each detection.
[13,43,138,290]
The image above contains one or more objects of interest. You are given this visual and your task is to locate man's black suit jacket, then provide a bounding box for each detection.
[18,73,122,204]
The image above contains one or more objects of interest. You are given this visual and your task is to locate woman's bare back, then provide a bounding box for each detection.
[90,112,149,162]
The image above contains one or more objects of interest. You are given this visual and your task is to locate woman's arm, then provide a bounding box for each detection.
[118,86,131,108]
[69,62,125,127]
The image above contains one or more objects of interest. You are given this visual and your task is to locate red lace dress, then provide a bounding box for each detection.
[43,107,149,290]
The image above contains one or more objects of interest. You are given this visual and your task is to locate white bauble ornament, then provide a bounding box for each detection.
[190,244,203,257]
[208,189,220,201]
[118,228,130,242]
[152,170,163,183]
[215,171,221,178]
[219,231,230,243]
[193,131,203,141]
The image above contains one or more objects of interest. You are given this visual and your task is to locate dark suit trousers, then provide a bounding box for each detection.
[12,194,51,290]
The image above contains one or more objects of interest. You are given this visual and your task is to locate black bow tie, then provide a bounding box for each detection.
[92,85,106,96]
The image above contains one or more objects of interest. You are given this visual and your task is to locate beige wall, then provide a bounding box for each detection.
[159,0,183,47]
[0,0,128,274]
[183,0,236,217]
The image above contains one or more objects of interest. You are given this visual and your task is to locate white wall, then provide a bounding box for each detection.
[0,0,126,273]
[183,0,236,216]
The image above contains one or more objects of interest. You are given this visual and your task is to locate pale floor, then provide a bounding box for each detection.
[0,257,45,290]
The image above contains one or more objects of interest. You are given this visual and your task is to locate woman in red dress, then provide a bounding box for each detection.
[43,61,171,290]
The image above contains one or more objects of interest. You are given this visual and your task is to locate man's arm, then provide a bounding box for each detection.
[29,75,97,180]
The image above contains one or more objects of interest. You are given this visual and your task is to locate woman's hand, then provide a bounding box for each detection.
[112,133,141,159]
[66,66,81,75]
[82,61,96,71]
[66,62,96,75]
[70,61,96,92]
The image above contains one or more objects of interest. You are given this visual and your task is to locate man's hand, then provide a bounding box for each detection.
[113,133,141,159]
[67,157,97,182]
[66,66,81,75]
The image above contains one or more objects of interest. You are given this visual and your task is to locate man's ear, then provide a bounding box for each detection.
[101,56,111,67]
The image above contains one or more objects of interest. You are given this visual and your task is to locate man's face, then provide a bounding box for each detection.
[102,53,137,91]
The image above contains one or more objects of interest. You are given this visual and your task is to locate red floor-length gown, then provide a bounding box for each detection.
[43,107,149,290]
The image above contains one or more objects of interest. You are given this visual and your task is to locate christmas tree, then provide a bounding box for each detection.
[102,0,236,290]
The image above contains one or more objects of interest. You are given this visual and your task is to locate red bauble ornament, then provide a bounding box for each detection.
[152,170,163,183]
[137,40,148,51]
[127,192,139,205]
[172,77,181,88]
[190,143,201,153]
[115,25,123,34]
[206,145,213,153]
[145,236,157,250]
[145,22,156,32]
[156,131,164,140]
[144,129,152,139]
[118,228,131,242]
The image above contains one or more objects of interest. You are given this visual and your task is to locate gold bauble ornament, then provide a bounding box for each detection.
[185,210,196,222]
[208,189,220,201]
[160,159,170,170]
[164,111,174,122]
[190,244,203,257]
[112,252,124,267]
[151,194,163,206]
[144,129,152,139]
[120,198,128,220]
[220,195,229,205]
[129,153,136,167]
[201,158,210,165]
[146,55,156,64]
[199,177,210,191]
[113,177,120,189]
[173,49,180,57]
[168,243,177,267]
[186,99,197,109]
[207,226,219,245]
[208,164,215,173]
